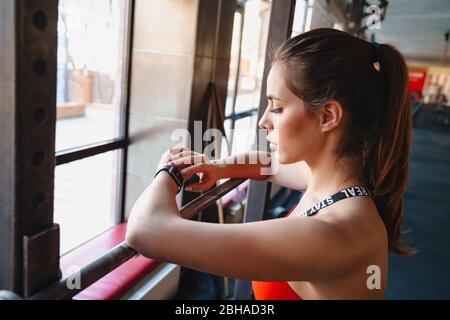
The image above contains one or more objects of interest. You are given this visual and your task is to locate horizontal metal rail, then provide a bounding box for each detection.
[27,178,246,300]
[56,138,128,166]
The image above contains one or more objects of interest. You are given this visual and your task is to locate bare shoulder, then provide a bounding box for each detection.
[317,196,388,257]
[286,195,388,297]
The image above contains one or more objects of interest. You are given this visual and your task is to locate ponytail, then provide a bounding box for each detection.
[366,44,415,256]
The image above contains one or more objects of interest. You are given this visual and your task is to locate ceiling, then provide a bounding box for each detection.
[368,0,450,65]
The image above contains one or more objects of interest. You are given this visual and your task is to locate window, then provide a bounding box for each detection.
[56,0,129,151]
[291,0,314,37]
[221,0,271,157]
[55,150,121,253]
[54,0,132,255]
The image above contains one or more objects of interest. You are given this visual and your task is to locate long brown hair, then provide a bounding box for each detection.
[273,28,415,256]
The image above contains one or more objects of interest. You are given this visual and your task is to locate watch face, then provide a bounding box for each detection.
[170,166,183,186]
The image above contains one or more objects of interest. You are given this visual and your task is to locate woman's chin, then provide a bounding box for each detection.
[270,147,300,164]
[277,152,303,165]
[274,151,288,164]
[278,157,289,165]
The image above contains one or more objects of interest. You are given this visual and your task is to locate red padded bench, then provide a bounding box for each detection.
[60,223,160,300]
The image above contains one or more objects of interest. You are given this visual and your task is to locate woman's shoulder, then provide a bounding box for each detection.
[316,196,388,256]
[290,188,388,256]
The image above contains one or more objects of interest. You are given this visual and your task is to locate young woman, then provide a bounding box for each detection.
[126,28,415,299]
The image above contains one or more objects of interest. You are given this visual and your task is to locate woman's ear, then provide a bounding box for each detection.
[318,100,343,133]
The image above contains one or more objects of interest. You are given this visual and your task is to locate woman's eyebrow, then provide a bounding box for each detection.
[267,95,284,102]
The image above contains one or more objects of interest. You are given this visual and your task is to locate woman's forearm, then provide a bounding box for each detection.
[126,172,181,258]
[213,150,273,181]
[131,172,179,216]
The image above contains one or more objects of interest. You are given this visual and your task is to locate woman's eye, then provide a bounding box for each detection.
[270,108,282,113]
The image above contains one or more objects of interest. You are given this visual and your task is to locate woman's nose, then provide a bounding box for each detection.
[258,108,272,130]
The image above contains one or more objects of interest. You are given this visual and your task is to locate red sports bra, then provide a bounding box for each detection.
[251,205,302,300]
[251,185,372,300]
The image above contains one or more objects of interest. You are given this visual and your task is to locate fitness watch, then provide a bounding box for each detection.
[154,164,184,194]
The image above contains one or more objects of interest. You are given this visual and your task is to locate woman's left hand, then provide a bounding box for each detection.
[158,146,189,168]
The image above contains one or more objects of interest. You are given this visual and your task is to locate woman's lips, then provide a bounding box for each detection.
[267,137,277,149]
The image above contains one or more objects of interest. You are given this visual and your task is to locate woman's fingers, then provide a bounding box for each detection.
[160,147,194,165]
[177,162,206,180]
[169,150,199,162]
[164,149,212,187]
[160,147,186,163]
[169,147,189,156]
[182,164,212,192]
[168,154,208,168]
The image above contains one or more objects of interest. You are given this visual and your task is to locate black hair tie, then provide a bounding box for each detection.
[372,41,382,63]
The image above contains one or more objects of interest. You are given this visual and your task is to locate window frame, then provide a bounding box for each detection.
[54,0,135,228]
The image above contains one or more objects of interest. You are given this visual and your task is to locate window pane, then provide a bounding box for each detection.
[56,0,129,151]
[54,150,120,255]
[293,0,314,36]
[222,116,257,157]
[225,12,243,117]
[291,0,308,37]
[225,1,271,115]
[221,119,233,157]
[223,0,271,155]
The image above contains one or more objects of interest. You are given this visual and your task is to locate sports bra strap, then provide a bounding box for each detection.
[300,185,372,217]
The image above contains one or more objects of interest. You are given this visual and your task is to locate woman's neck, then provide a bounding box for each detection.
[306,151,364,201]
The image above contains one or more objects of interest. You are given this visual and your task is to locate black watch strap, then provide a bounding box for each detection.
[154,164,184,194]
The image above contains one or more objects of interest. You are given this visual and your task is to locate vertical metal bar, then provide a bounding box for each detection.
[119,0,135,224]
[229,5,245,152]
[0,0,17,292]
[233,0,297,301]
[0,0,60,296]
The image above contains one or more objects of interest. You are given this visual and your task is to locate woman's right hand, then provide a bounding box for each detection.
[167,148,223,192]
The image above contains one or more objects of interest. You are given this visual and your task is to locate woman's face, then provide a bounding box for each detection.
[259,63,325,164]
